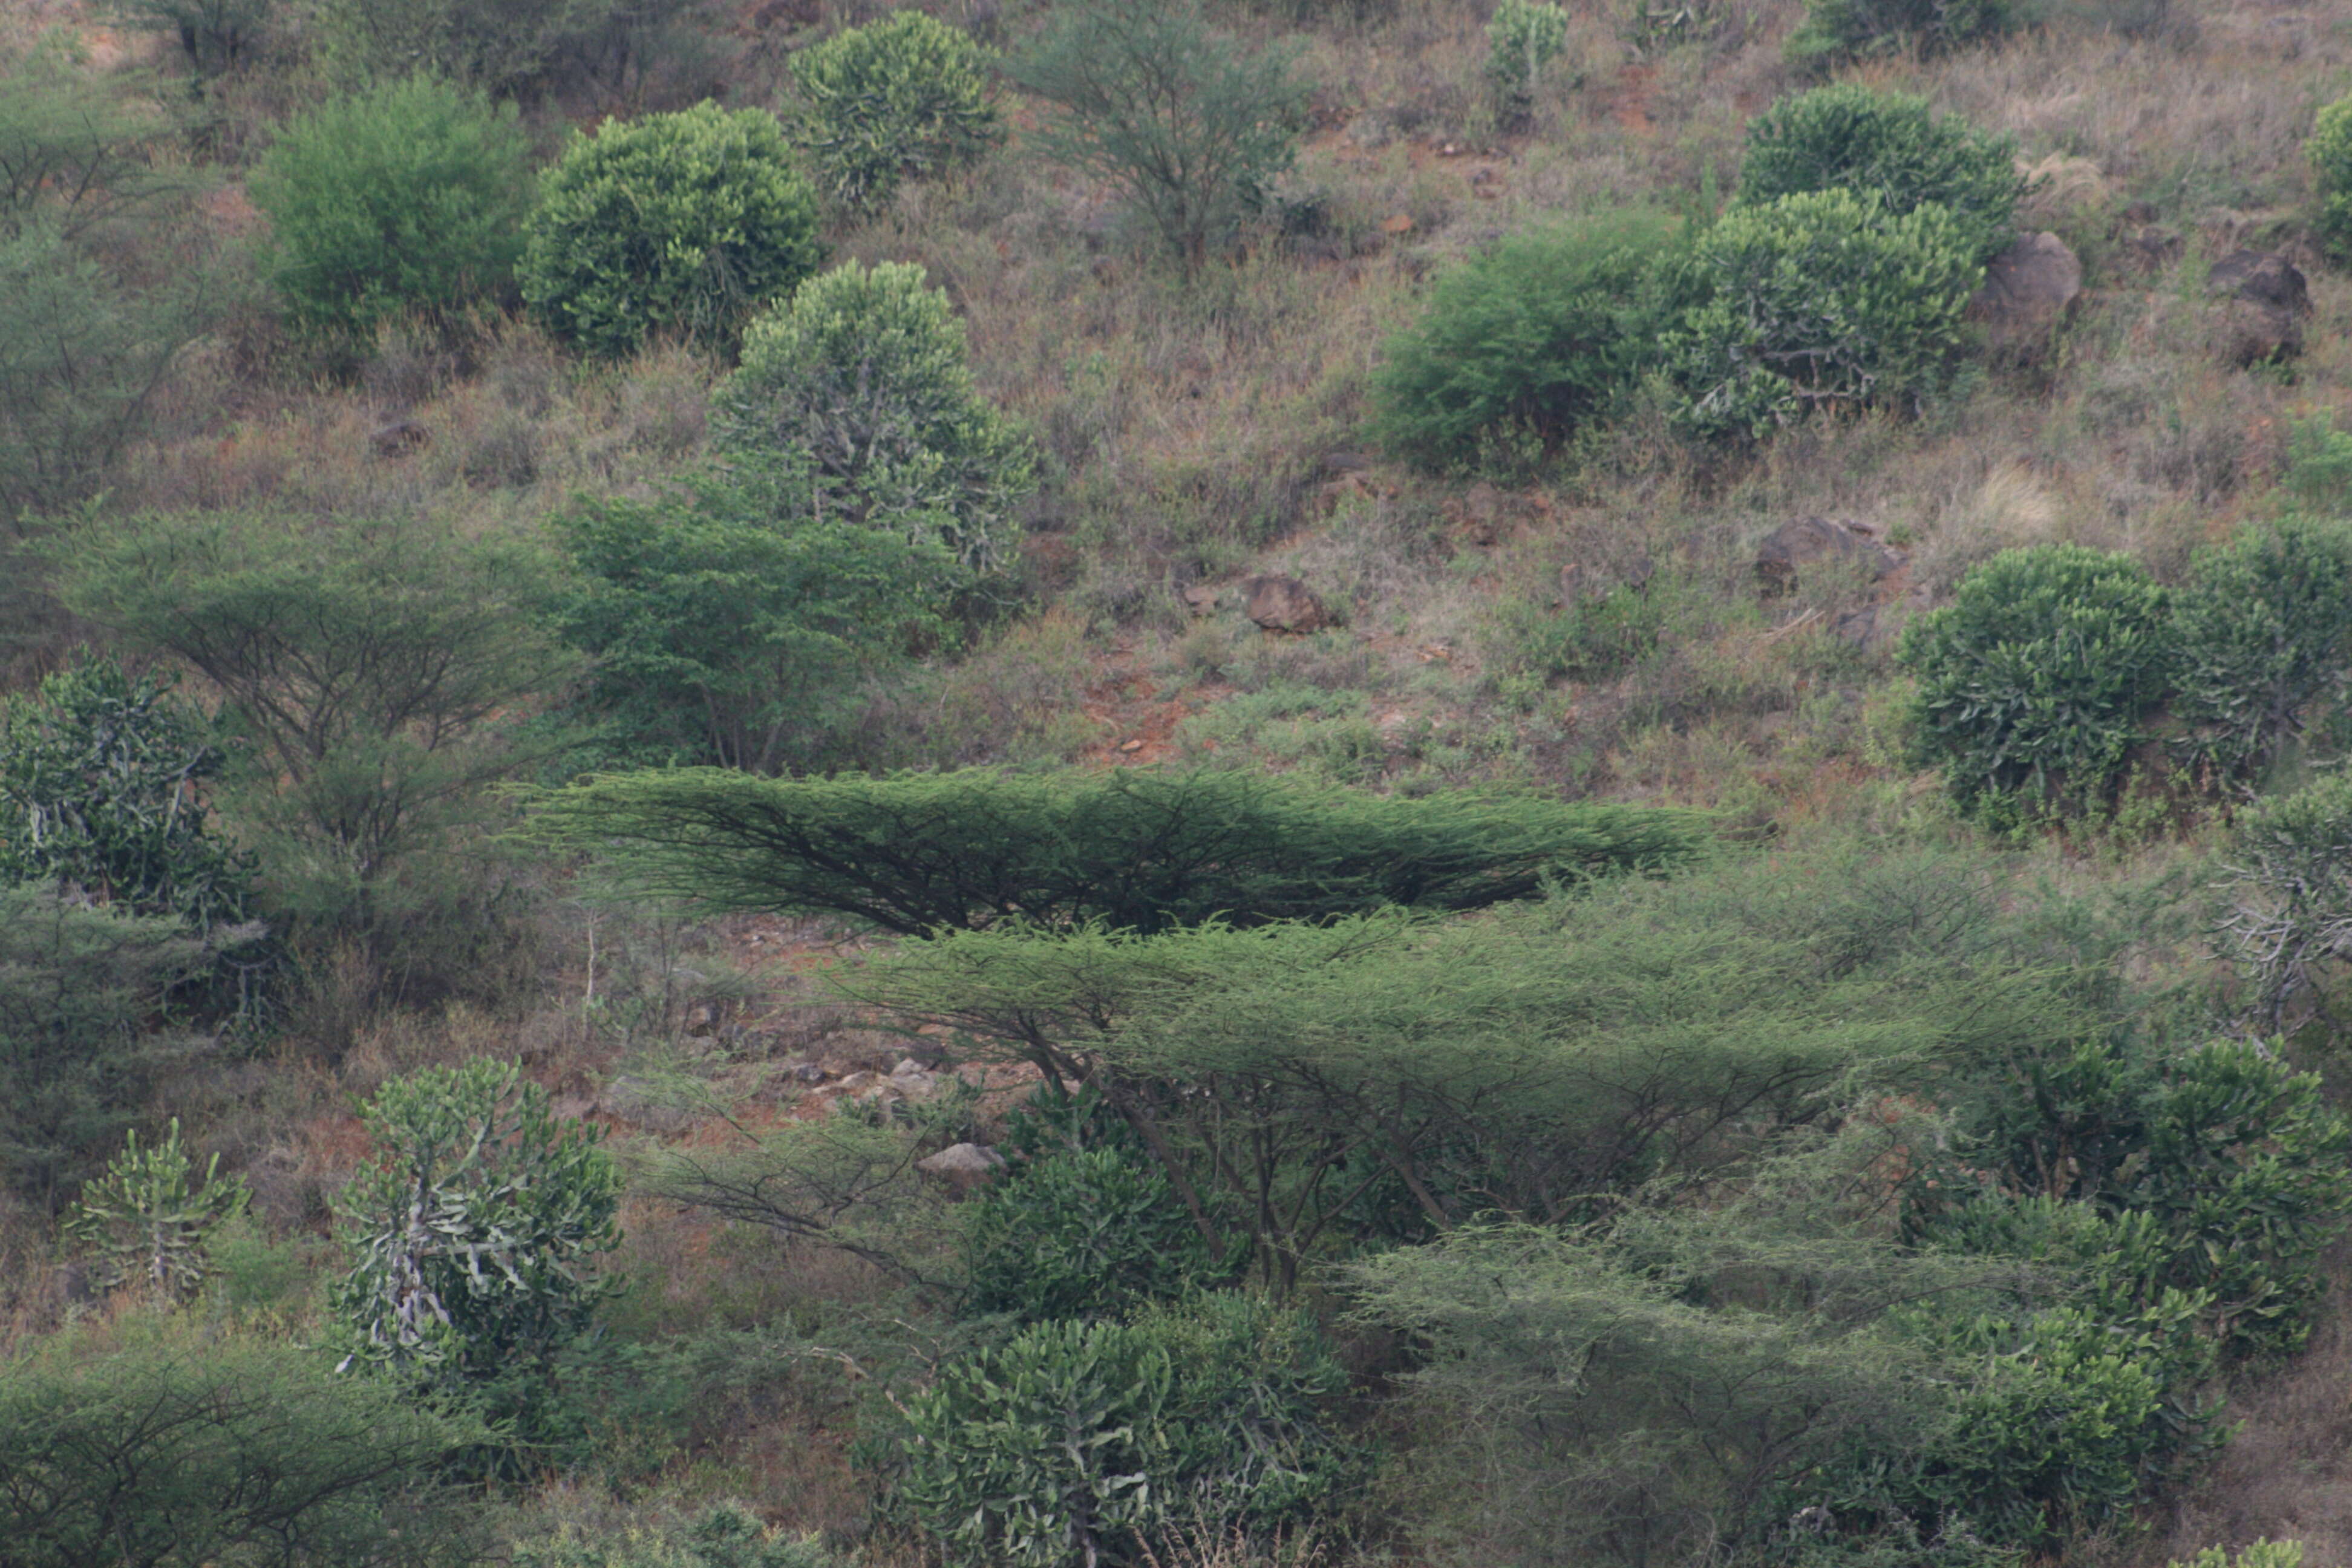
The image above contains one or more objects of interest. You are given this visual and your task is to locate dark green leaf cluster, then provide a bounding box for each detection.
[1786,0,2016,71]
[1668,188,1983,438]
[2310,95,2352,261]
[1371,209,1685,470]
[1009,0,1306,272]
[520,102,823,360]
[785,11,1001,211]
[2169,517,2352,786]
[515,1502,838,1568]
[964,1138,1236,1322]
[715,261,1037,578]
[0,655,253,926]
[892,1295,1348,1568]
[0,1325,480,1568]
[1737,83,2027,263]
[332,1059,621,1407]
[1898,543,2174,817]
[2217,771,2352,1027]
[249,76,532,351]
[525,765,1708,935]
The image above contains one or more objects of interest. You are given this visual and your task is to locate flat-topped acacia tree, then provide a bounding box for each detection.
[524,766,1708,935]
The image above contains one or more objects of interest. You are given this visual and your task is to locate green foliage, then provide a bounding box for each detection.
[2285,410,2352,509]
[785,11,1001,211]
[2218,771,2352,1027]
[2170,517,2352,787]
[1009,0,1306,272]
[0,884,209,1206]
[516,1503,837,1568]
[2308,94,2352,262]
[1671,188,1982,438]
[1910,1037,2352,1362]
[520,102,823,360]
[1484,0,1570,113]
[0,51,183,244]
[1787,0,2015,70]
[332,1058,619,1457]
[551,458,959,772]
[56,509,576,939]
[249,76,531,351]
[1737,83,2026,263]
[2173,1544,2307,1568]
[101,0,270,77]
[717,261,1037,577]
[0,226,191,531]
[526,766,1709,936]
[1370,209,1681,469]
[66,1117,251,1300]
[964,1141,1235,1322]
[1896,543,2174,817]
[0,654,254,924]
[309,0,569,93]
[892,1294,1348,1567]
[0,1322,480,1568]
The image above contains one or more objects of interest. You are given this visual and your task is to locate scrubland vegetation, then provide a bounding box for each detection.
[15,1,2352,1566]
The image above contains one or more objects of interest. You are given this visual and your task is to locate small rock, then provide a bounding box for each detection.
[1832,606,1881,650]
[1181,583,1220,616]
[684,1004,716,1038]
[2206,249,2311,367]
[788,1060,828,1084]
[916,1142,1007,1191]
[1755,517,1905,595]
[1242,574,1333,633]
[1967,232,2081,359]
[1380,212,1415,235]
[1119,738,1145,753]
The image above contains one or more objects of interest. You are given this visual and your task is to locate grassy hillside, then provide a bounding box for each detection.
[7,2,2352,1566]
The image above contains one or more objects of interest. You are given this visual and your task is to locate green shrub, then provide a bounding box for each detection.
[526,766,1710,935]
[0,885,208,1207]
[2174,1544,2307,1568]
[1737,83,2025,263]
[2218,772,2352,1027]
[310,0,567,92]
[0,654,254,925]
[249,76,531,351]
[717,260,1037,576]
[0,1322,479,1568]
[515,1503,835,1568]
[65,1119,251,1301]
[1370,209,1681,469]
[2286,411,2352,509]
[1787,0,2014,70]
[1670,189,1982,439]
[520,102,823,360]
[1484,0,1570,115]
[786,11,1001,211]
[964,1143,1235,1322]
[1010,0,1305,272]
[1896,543,2173,817]
[892,1294,1348,1568]
[551,458,959,773]
[333,1059,621,1394]
[2308,94,2352,261]
[2171,516,2352,787]
[101,0,270,77]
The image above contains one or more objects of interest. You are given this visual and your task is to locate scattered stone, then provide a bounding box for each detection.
[1242,574,1333,633]
[1754,518,1906,595]
[1968,232,2081,358]
[684,1004,716,1038]
[890,1059,941,1099]
[916,1142,1007,1191]
[787,1060,828,1084]
[1181,583,1220,616]
[2207,249,2311,367]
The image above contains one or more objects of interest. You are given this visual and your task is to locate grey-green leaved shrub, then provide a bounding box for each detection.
[249,74,532,352]
[716,260,1035,575]
[1737,82,2025,263]
[1670,188,1982,437]
[785,11,1001,211]
[65,1119,250,1301]
[2171,516,2352,788]
[1371,209,1682,470]
[520,102,823,360]
[1896,543,2173,819]
[2308,94,2352,261]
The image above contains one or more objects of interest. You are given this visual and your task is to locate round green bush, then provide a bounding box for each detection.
[2171,516,2352,786]
[964,1145,1235,1321]
[1669,188,1981,439]
[1896,543,2174,818]
[247,74,531,348]
[786,11,1001,211]
[716,260,1034,574]
[2308,94,2352,262]
[1737,82,2025,263]
[1371,207,1681,469]
[520,102,823,361]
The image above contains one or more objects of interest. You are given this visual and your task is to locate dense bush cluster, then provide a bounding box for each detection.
[785,11,1001,211]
